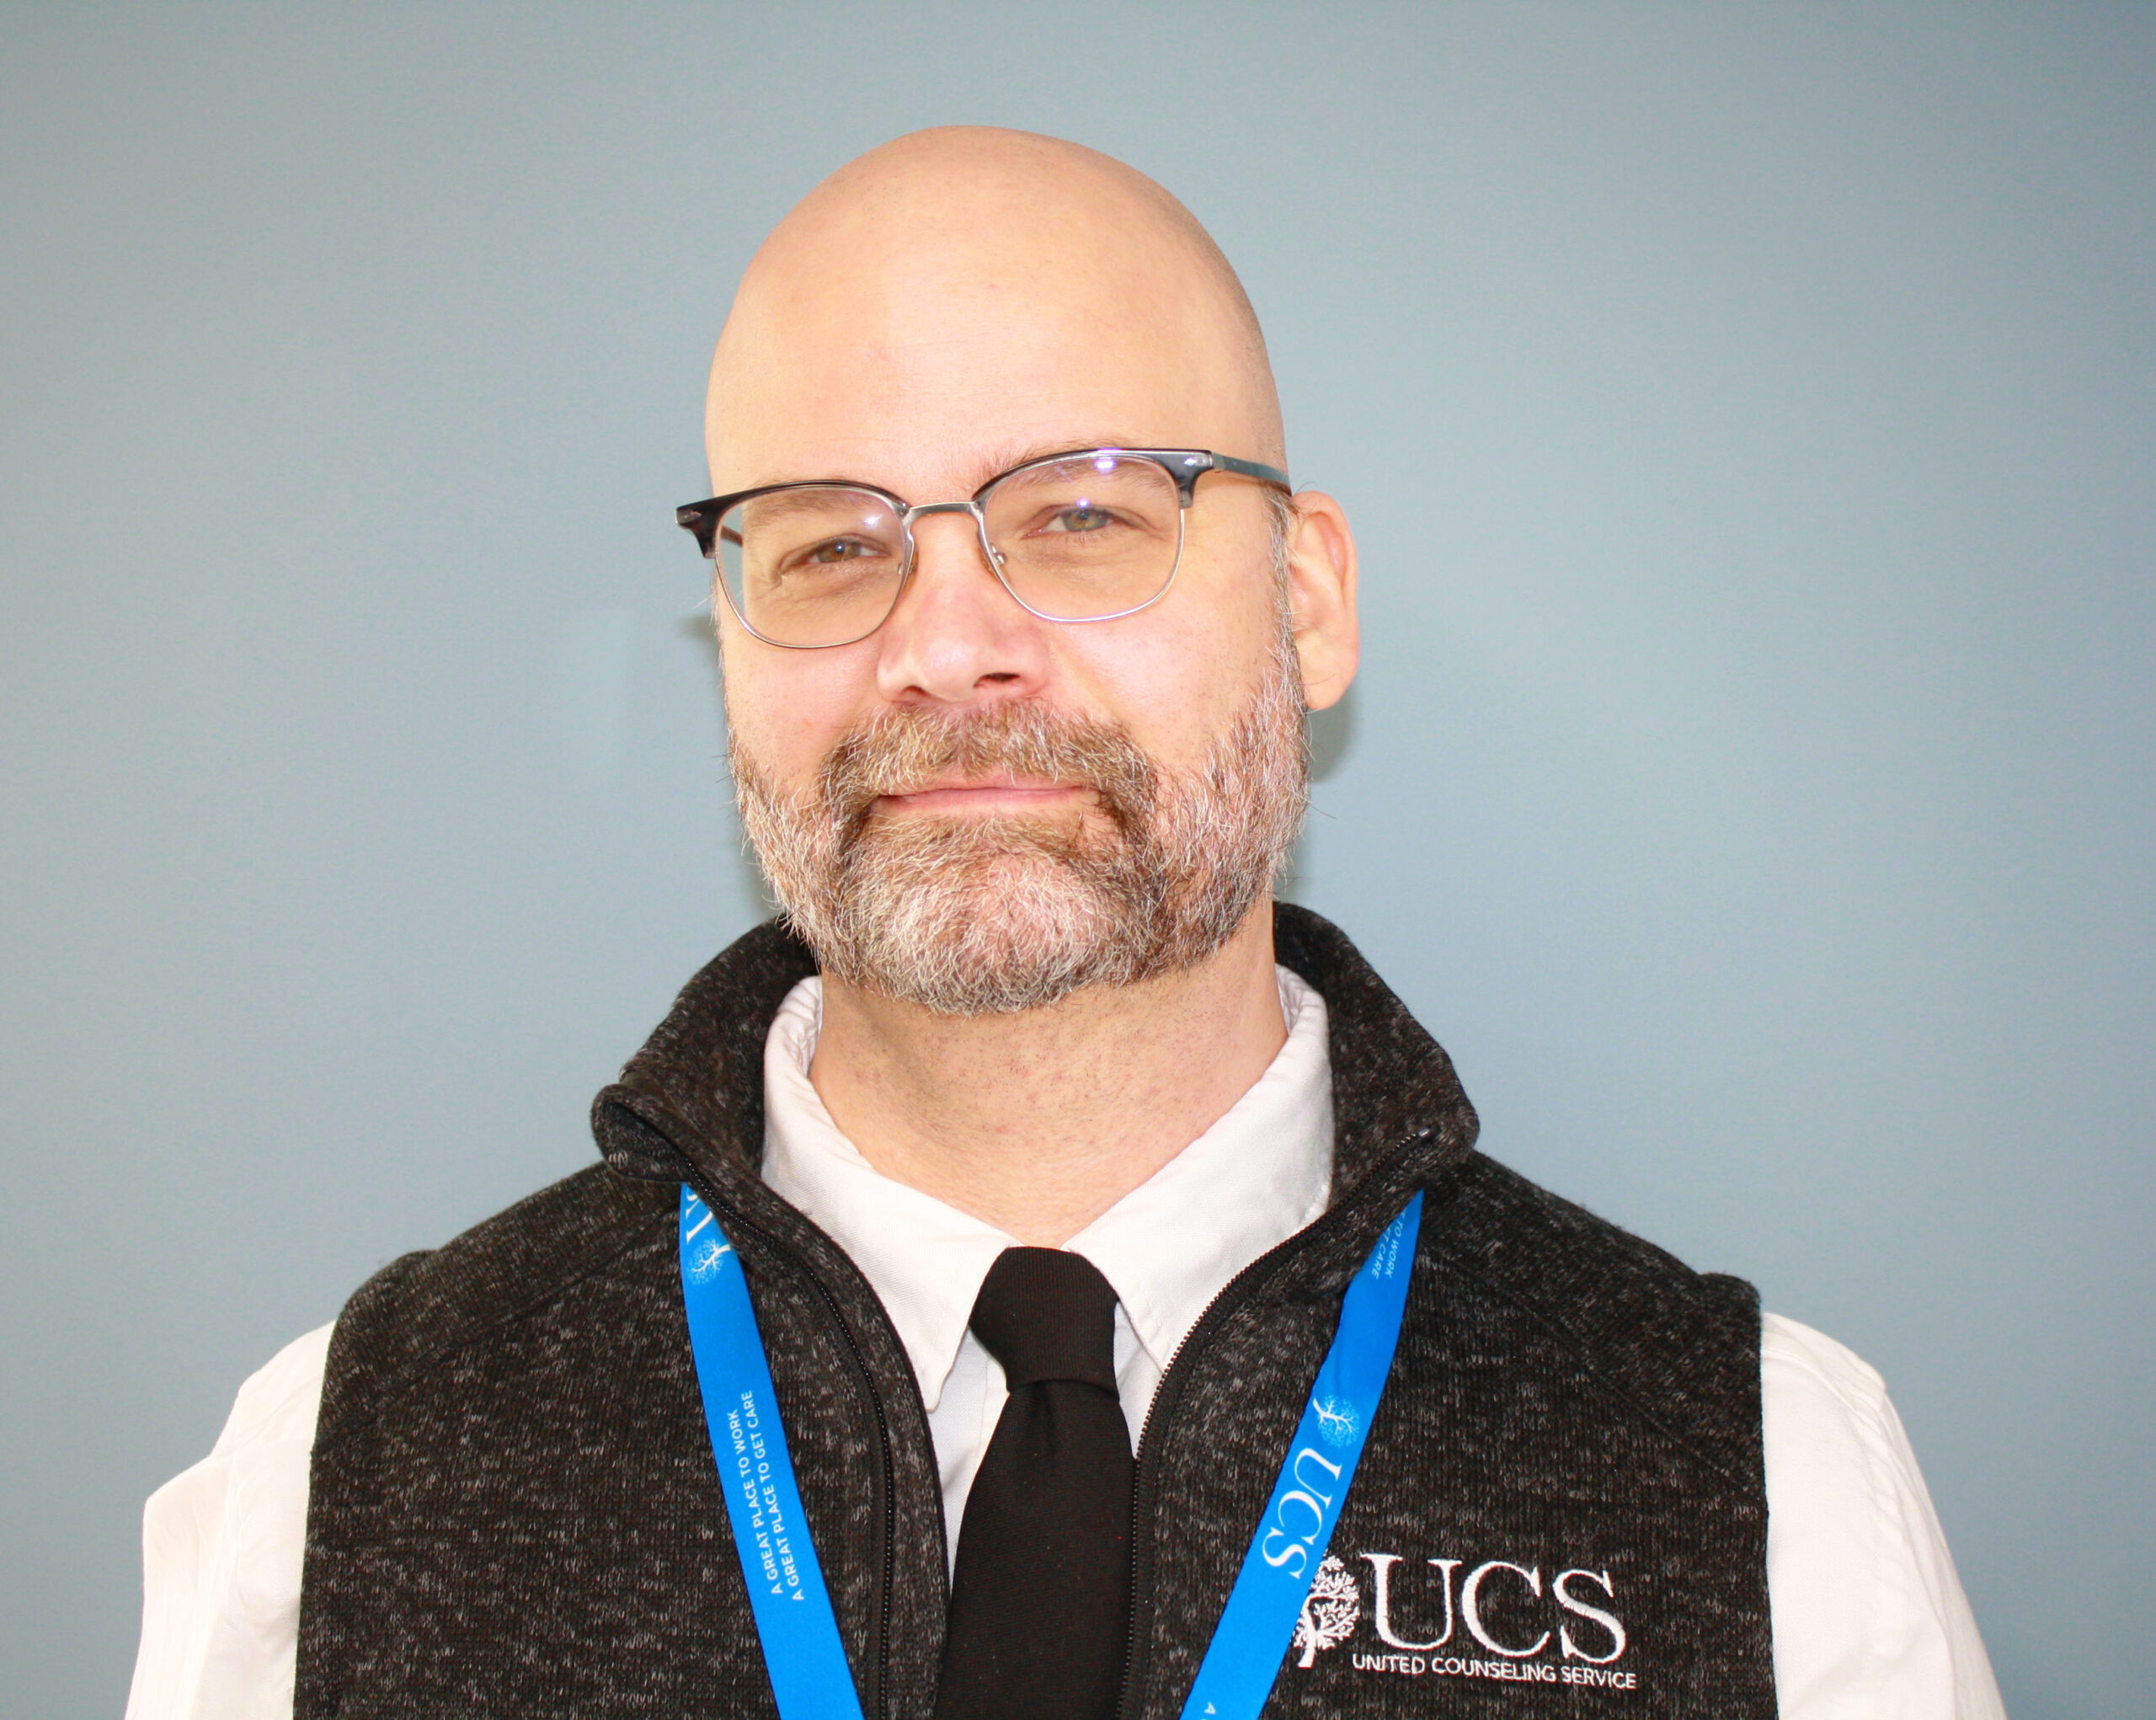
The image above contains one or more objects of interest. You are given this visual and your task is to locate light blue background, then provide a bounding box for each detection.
[3,5,2149,1715]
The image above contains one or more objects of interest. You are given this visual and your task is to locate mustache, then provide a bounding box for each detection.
[818,702,1159,836]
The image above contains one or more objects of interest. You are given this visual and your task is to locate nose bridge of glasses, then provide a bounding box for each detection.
[902,499,1004,569]
[903,499,986,524]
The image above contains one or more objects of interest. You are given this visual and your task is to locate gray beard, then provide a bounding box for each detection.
[730,624,1310,1017]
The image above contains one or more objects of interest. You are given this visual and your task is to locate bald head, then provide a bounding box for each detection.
[707,127,1283,495]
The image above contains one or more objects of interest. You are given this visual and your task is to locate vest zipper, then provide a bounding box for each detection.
[1113,1132,1433,1720]
[664,1144,903,1720]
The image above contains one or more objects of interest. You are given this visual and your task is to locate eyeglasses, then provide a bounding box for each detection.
[676,446,1290,649]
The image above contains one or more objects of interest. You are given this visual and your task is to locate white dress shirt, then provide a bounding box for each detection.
[762,966,1336,1547]
[126,969,2005,1719]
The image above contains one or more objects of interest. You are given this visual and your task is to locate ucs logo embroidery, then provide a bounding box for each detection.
[1294,1549,1638,1691]
[1293,1556,1361,1666]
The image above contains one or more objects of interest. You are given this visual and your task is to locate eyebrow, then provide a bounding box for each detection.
[737,488,896,524]
[720,434,1166,505]
[975,434,1154,478]
[838,433,1161,499]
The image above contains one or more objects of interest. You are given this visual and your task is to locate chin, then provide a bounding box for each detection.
[823,835,1155,1017]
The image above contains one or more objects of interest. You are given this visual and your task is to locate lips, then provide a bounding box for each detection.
[873,778,1091,814]
[819,702,1160,835]
[880,773,1081,797]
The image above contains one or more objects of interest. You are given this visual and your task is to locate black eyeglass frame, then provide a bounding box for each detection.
[676,446,1291,649]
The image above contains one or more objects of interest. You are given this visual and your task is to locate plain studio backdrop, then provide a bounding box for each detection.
[3,4,2150,1716]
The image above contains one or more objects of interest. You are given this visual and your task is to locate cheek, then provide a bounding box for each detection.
[721,636,879,782]
[1058,569,1278,763]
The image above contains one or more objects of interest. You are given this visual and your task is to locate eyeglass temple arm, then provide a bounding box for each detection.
[1208,452,1292,491]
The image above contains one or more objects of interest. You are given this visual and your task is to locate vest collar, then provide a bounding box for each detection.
[591,901,1479,1210]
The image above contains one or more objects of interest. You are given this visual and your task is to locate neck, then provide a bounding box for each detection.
[806,902,1289,1247]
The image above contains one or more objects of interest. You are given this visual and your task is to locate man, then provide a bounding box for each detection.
[129,129,2004,1718]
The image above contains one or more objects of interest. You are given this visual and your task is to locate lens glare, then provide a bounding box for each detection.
[983,455,1182,621]
[719,488,905,647]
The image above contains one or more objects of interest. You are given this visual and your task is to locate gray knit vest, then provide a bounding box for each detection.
[296,905,1774,1717]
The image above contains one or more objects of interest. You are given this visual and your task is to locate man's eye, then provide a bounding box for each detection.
[804,537,873,564]
[1047,505,1114,534]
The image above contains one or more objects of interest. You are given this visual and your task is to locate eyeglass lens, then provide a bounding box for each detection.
[714,453,1183,647]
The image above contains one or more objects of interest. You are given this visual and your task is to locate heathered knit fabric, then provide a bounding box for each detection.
[296,905,1774,1718]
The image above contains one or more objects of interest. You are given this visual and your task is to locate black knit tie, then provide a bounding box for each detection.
[934,1247,1133,1720]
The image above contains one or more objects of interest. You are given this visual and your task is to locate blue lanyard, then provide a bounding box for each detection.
[677,1187,866,1719]
[1174,1190,1422,1717]
[679,1183,1423,1720]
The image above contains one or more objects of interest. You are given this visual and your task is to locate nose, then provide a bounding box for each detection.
[873,505,1050,707]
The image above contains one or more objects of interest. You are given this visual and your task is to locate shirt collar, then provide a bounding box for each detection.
[759,970,1333,1412]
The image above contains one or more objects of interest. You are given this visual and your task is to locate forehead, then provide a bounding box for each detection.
[707,209,1266,499]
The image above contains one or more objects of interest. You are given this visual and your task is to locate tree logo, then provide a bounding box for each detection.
[1312,1395,1358,1447]
[1293,1554,1362,1666]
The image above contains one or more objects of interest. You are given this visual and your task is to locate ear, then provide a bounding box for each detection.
[1282,490,1359,711]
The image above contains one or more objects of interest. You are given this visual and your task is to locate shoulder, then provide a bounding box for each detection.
[1418,1154,1765,1471]
[130,1326,334,1720]
[207,1322,336,1459]
[1758,1313,2008,1717]
[145,1322,333,1523]
[1760,1310,1892,1430]
[141,1320,333,1539]
[1429,1155,1760,1327]
[316,1165,676,1445]
[1758,1311,1959,1562]
[1758,1311,1938,1548]
[334,1162,674,1343]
